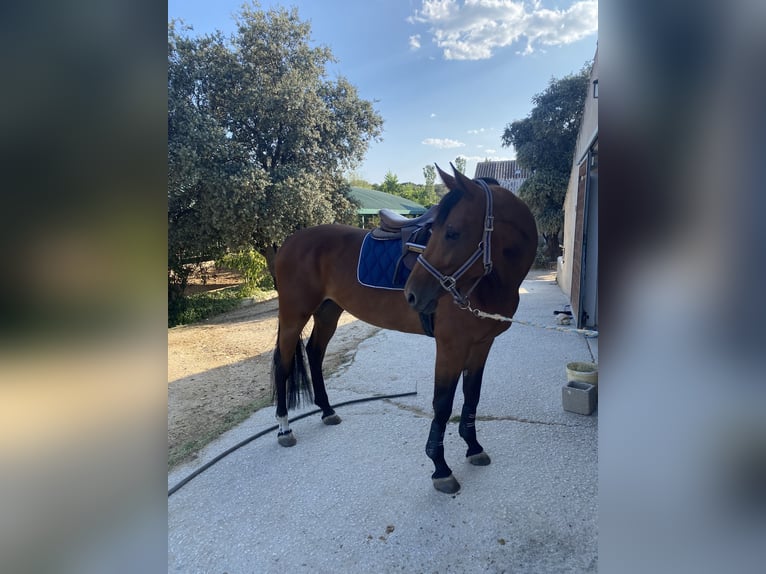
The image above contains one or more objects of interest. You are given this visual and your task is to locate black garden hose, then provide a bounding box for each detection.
[168,391,417,497]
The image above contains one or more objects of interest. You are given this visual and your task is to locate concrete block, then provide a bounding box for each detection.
[562,381,597,415]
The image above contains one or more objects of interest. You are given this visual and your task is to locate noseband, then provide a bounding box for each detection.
[415,179,494,309]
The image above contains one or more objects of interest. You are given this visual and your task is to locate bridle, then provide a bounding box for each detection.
[415,179,495,309]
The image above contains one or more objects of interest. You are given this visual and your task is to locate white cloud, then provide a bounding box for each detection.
[467,127,487,134]
[422,137,466,148]
[409,0,598,60]
[407,0,457,23]
[409,34,421,50]
[430,112,437,118]
[461,153,515,162]
[485,148,497,153]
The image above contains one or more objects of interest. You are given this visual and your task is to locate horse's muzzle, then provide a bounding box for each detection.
[404,282,439,314]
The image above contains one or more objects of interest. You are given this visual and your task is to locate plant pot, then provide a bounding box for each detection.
[562,381,597,415]
[566,361,598,386]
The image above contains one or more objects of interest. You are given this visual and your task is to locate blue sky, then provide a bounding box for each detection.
[168,0,598,185]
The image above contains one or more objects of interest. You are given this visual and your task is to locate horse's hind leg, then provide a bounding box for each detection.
[273,316,313,447]
[306,299,344,425]
[459,341,494,466]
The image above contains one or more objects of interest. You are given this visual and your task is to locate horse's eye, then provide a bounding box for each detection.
[445,228,460,241]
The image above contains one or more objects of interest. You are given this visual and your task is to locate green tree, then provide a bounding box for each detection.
[423,164,436,193]
[347,171,373,189]
[168,23,268,304]
[454,156,467,174]
[411,183,439,208]
[380,171,402,196]
[398,182,417,202]
[168,3,383,299]
[501,66,590,261]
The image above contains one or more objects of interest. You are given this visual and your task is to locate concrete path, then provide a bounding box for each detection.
[168,271,598,573]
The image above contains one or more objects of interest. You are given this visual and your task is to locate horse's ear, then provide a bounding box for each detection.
[452,165,481,200]
[435,163,456,190]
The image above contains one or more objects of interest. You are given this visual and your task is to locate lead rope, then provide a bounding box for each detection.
[465,301,599,337]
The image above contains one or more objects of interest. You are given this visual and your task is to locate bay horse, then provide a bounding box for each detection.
[271,165,537,493]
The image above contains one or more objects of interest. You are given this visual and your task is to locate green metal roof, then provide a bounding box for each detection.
[348,187,427,215]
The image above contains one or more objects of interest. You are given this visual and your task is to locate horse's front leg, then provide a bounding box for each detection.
[426,345,463,493]
[458,340,494,466]
[426,377,460,493]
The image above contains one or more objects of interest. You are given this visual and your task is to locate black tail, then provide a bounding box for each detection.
[271,335,314,411]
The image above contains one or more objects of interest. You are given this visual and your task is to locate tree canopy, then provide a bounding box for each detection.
[168,3,383,294]
[374,170,439,208]
[379,171,401,197]
[454,156,467,175]
[501,66,590,261]
[423,164,436,192]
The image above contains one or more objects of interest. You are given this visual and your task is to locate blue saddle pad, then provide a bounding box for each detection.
[357,233,411,290]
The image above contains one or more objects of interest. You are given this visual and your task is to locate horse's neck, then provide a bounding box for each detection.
[475,268,521,314]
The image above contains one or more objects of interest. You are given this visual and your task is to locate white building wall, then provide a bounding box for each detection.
[559,47,598,296]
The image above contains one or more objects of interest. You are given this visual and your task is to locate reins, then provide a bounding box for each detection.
[417,178,599,339]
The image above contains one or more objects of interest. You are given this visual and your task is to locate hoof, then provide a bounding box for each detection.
[277,430,296,447]
[467,451,491,466]
[432,474,461,494]
[322,413,342,425]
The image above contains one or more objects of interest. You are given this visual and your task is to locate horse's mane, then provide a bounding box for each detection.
[435,177,501,227]
[435,187,464,227]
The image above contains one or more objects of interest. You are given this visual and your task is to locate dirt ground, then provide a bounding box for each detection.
[168,272,380,468]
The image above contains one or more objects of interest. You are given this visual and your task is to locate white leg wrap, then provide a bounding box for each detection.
[276,415,290,434]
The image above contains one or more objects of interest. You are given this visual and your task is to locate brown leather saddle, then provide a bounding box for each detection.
[370,204,438,259]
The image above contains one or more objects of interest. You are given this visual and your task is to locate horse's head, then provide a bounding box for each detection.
[404,164,493,314]
[404,163,538,316]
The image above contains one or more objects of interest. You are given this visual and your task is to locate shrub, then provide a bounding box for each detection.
[217,249,274,294]
[168,287,245,327]
[533,244,552,268]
